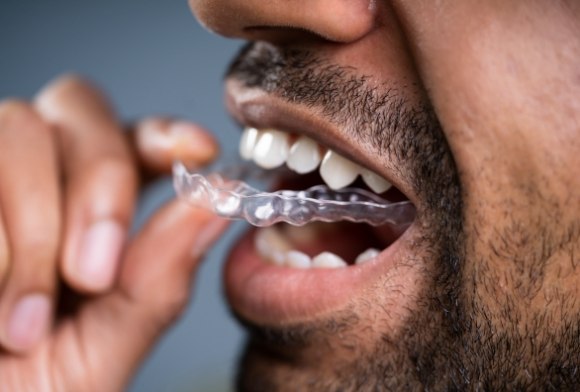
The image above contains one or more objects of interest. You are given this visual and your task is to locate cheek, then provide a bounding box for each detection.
[405,2,580,311]
[455,122,580,328]
[399,2,580,204]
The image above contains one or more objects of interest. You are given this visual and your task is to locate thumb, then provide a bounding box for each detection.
[130,117,219,179]
[73,200,229,391]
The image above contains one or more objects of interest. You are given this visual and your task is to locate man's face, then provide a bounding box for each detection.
[189,1,580,389]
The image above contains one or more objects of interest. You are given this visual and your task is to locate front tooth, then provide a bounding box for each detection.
[361,169,392,194]
[255,227,292,265]
[355,248,380,265]
[239,127,260,160]
[319,150,361,190]
[252,129,290,169]
[286,136,321,174]
[285,251,312,269]
[312,252,348,268]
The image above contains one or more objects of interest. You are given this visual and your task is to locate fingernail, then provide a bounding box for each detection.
[76,220,125,291]
[140,119,172,149]
[6,294,50,352]
[191,219,228,259]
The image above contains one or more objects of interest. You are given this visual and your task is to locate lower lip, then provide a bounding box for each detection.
[224,222,418,325]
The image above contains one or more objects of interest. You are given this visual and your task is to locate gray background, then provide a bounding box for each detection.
[0,1,246,391]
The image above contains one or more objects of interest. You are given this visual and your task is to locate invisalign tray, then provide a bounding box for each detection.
[173,160,416,227]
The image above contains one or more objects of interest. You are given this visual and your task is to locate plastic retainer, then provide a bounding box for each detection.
[173,161,415,227]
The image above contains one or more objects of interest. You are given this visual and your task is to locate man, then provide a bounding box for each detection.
[0,0,578,391]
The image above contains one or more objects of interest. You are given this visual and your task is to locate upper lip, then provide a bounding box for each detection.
[224,77,419,208]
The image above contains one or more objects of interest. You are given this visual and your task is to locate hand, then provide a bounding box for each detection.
[0,76,227,391]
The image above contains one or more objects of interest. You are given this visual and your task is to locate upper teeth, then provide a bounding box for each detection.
[240,127,392,193]
[287,135,321,174]
[319,150,361,190]
[251,129,290,169]
[239,126,260,160]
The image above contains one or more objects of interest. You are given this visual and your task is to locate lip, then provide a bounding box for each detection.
[225,78,420,208]
[223,77,423,326]
[225,222,420,325]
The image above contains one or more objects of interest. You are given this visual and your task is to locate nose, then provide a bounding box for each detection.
[189,0,378,43]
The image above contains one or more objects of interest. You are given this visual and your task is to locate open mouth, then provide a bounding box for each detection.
[238,126,413,269]
[216,80,422,325]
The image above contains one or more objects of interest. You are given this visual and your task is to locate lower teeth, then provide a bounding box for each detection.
[254,226,381,269]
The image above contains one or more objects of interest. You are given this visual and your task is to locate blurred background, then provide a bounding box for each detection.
[0,1,246,390]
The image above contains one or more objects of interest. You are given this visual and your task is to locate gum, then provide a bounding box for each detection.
[173,160,415,227]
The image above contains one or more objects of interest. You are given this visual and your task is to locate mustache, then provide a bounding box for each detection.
[225,42,408,159]
[225,42,461,215]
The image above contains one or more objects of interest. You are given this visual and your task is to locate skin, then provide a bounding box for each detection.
[0,1,578,391]
[0,76,226,391]
[190,0,580,390]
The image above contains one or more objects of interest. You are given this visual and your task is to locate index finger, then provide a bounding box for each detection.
[35,75,137,293]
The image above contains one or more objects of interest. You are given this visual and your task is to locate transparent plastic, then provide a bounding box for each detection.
[173,160,415,227]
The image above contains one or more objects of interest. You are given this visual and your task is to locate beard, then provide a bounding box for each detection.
[225,42,580,391]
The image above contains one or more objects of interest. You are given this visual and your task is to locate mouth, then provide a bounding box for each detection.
[223,78,423,326]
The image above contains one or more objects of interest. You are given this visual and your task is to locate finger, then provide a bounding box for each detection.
[35,75,137,294]
[0,101,61,353]
[73,201,228,391]
[130,117,219,179]
[120,204,228,316]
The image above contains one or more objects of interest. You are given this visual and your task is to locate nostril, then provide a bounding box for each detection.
[244,26,332,45]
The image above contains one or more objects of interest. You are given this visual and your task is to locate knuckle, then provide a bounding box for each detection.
[50,73,89,90]
[38,74,98,105]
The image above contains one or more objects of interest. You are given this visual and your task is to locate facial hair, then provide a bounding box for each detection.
[225,42,580,391]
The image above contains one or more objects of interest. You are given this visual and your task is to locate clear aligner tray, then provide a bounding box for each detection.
[173,160,415,227]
